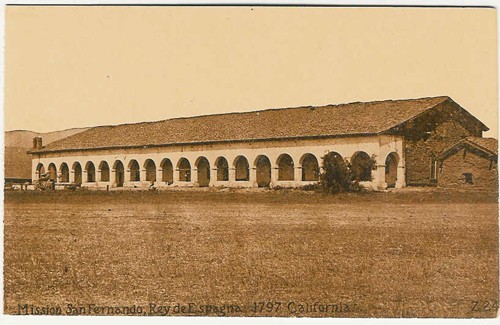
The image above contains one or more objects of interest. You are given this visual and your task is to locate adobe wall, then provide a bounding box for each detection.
[31,135,405,190]
[438,148,498,189]
[405,120,475,186]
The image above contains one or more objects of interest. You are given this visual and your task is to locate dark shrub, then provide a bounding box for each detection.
[319,152,374,193]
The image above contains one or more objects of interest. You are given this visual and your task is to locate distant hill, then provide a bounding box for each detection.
[5,128,89,180]
[5,128,89,148]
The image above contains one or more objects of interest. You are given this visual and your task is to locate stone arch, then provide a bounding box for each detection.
[277,154,294,181]
[177,158,191,182]
[351,151,373,182]
[48,163,57,181]
[254,155,271,187]
[215,157,229,181]
[128,159,140,182]
[300,153,319,181]
[322,151,344,179]
[195,156,210,187]
[72,162,82,185]
[113,160,124,187]
[385,152,399,188]
[234,156,249,181]
[323,151,344,166]
[36,163,45,179]
[60,163,70,183]
[161,158,174,184]
[85,161,96,182]
[99,161,110,182]
[144,159,156,182]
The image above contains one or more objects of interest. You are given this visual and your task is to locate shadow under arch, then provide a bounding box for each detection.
[233,156,249,181]
[276,153,294,181]
[254,155,271,187]
[300,153,319,181]
[113,160,124,187]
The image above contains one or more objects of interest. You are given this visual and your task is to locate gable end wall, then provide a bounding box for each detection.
[404,101,482,185]
[438,148,498,189]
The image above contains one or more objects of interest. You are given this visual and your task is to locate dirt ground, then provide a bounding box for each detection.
[3,187,499,317]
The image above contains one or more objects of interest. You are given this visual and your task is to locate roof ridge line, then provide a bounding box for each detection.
[464,137,498,155]
[33,95,463,153]
[78,95,452,131]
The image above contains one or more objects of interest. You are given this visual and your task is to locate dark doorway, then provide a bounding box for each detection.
[145,159,156,182]
[178,158,191,182]
[100,161,110,182]
[215,157,229,181]
[114,161,124,187]
[48,163,57,181]
[196,157,210,187]
[161,159,174,184]
[234,156,249,181]
[60,163,70,183]
[129,160,140,182]
[73,162,82,185]
[86,162,96,182]
[385,153,399,188]
[277,154,294,181]
[301,154,319,181]
[255,155,271,187]
[351,151,372,182]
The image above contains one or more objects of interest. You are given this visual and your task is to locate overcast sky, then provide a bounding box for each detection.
[4,6,498,137]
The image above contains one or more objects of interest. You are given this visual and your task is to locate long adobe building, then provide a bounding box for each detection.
[28,96,493,190]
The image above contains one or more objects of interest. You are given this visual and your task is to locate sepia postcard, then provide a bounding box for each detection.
[2,2,499,321]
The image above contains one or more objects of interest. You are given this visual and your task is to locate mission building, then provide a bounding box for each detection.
[28,96,497,190]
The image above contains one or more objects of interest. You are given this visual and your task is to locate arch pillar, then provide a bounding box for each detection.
[249,167,258,187]
[155,168,164,187]
[140,168,148,185]
[124,168,131,183]
[82,170,88,186]
[372,164,387,190]
[396,165,406,189]
[110,169,116,187]
[69,170,75,183]
[173,169,180,185]
[294,166,302,185]
[191,168,198,186]
[56,171,62,183]
[209,168,218,187]
[96,169,102,182]
[270,167,278,187]
[228,167,236,185]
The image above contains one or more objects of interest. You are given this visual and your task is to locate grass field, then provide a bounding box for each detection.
[3,188,499,317]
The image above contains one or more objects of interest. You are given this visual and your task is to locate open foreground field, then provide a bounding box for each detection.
[3,188,499,317]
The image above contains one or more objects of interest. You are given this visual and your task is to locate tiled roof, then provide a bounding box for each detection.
[31,96,486,153]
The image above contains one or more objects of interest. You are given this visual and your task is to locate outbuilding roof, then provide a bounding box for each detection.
[440,137,498,160]
[30,96,488,154]
[465,137,498,155]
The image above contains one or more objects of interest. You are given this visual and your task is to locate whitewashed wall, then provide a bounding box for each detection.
[31,135,405,189]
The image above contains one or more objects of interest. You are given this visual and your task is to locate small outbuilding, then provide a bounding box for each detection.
[438,137,498,189]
